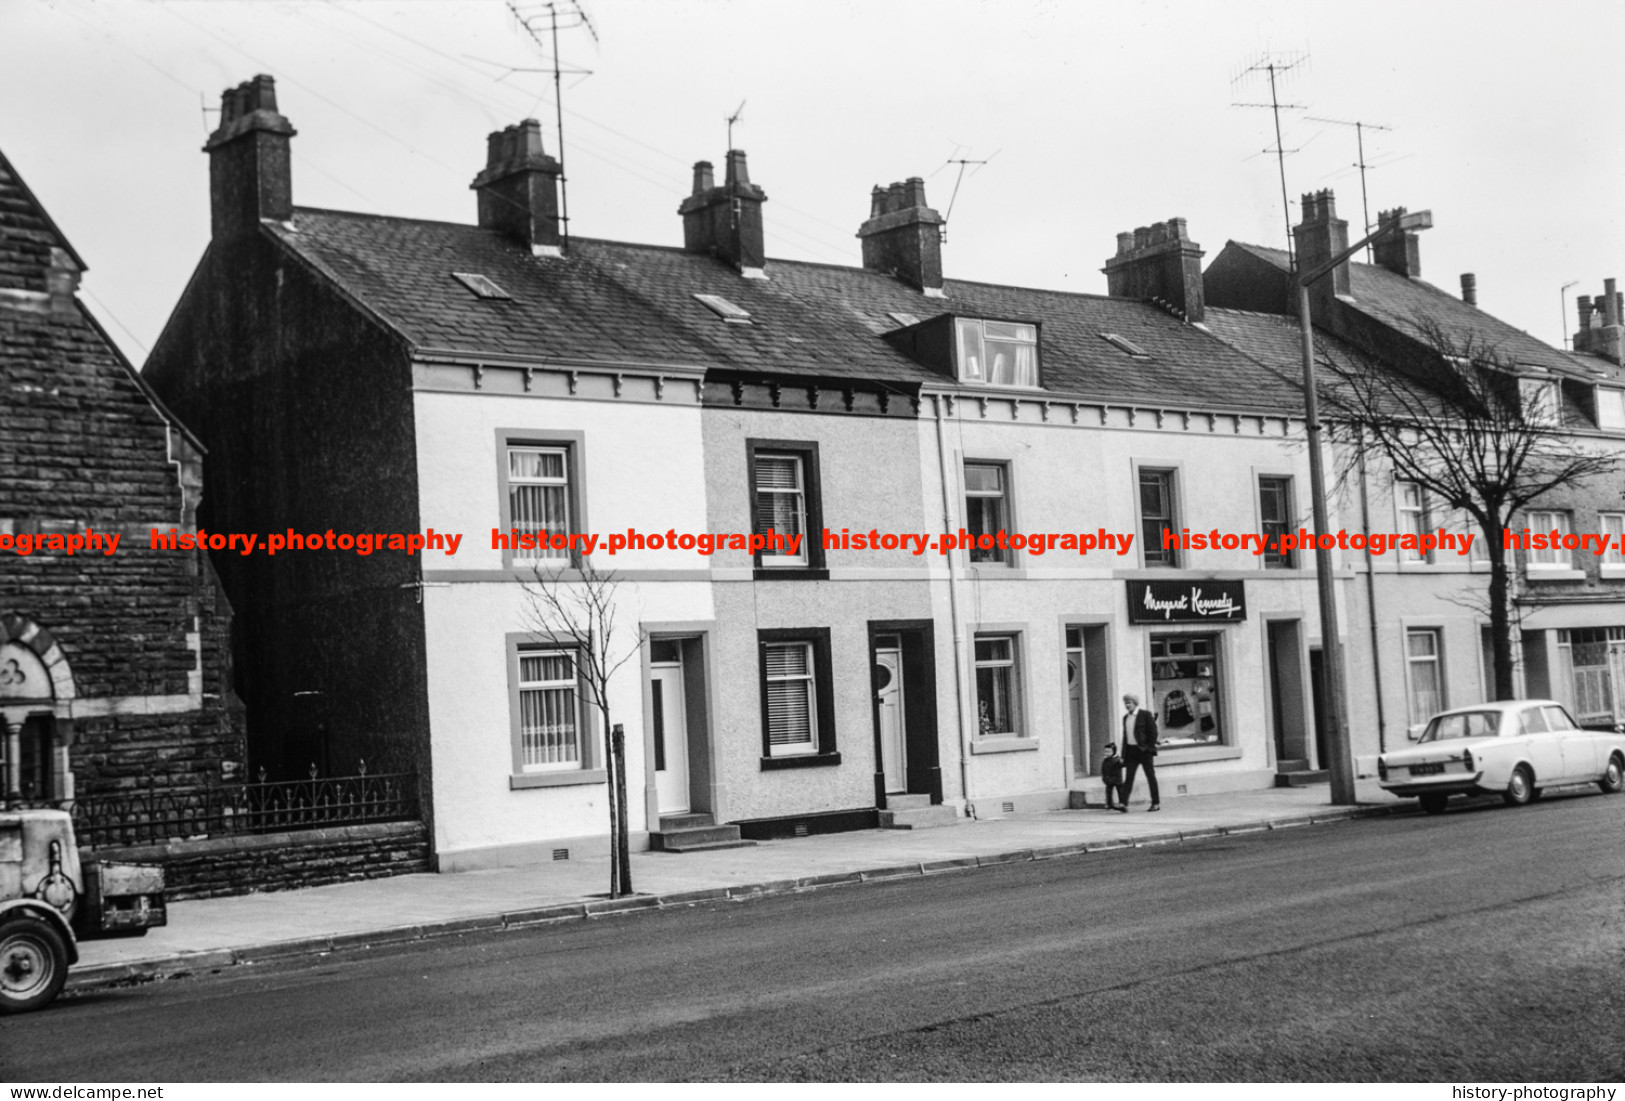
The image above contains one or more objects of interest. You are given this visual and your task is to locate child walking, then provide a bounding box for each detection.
[1101,742,1128,812]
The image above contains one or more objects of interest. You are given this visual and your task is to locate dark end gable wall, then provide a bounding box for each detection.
[1204,242,1459,390]
[142,226,432,805]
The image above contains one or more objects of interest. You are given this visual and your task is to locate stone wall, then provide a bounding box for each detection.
[1,149,247,802]
[89,820,430,900]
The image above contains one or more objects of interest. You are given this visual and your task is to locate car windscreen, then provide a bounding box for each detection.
[1420,711,1500,741]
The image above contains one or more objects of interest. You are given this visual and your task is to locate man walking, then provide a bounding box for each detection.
[1120,693,1161,811]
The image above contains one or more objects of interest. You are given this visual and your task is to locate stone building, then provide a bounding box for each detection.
[0,147,244,806]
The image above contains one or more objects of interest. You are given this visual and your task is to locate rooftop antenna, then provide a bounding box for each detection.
[1232,51,1310,269]
[934,144,999,244]
[1306,115,1394,260]
[198,91,220,137]
[507,0,600,252]
[724,100,748,238]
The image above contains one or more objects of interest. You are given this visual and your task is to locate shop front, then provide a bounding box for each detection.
[1126,579,1249,764]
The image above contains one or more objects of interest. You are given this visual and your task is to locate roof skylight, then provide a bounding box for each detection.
[1100,332,1150,359]
[694,294,752,324]
[452,272,511,300]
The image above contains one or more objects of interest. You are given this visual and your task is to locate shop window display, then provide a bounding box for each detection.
[1149,634,1223,747]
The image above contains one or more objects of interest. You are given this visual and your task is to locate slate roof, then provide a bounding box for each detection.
[266,208,1306,414]
[1229,241,1601,379]
[1203,306,1442,421]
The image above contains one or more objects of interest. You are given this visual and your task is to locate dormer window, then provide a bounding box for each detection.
[1518,378,1558,426]
[955,318,1039,387]
[1597,386,1625,430]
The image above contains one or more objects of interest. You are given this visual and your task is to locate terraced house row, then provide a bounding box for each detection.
[133,75,1625,871]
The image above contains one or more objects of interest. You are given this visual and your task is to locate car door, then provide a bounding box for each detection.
[1515,706,1565,786]
[1542,703,1597,782]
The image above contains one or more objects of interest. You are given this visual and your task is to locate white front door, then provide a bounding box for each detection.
[652,664,689,814]
[875,639,906,794]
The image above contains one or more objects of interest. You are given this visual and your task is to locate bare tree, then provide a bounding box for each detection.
[522,560,643,897]
[1321,318,1620,700]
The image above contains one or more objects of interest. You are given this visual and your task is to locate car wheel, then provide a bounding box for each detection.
[1503,765,1534,807]
[0,916,68,1014]
[1419,793,1448,815]
[1600,754,1624,795]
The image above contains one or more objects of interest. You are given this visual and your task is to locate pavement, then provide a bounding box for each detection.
[68,781,1414,992]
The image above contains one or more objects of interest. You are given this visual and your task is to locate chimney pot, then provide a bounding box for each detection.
[204,74,297,241]
[471,119,562,253]
[1102,215,1205,323]
[1605,278,1620,328]
[857,175,943,293]
[680,147,768,274]
[1460,273,1477,306]
[1372,205,1422,279]
[1293,187,1351,314]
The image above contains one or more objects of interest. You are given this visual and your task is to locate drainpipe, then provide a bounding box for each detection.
[932,394,976,818]
[1356,440,1388,753]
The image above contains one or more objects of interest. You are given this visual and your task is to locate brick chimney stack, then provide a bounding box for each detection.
[1292,190,1351,320]
[857,178,945,296]
[679,149,768,277]
[203,75,296,242]
[471,120,562,256]
[1101,217,1205,322]
[1574,278,1625,364]
[1373,207,1423,278]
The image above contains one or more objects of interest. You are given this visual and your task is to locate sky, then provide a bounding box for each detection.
[2,0,1622,365]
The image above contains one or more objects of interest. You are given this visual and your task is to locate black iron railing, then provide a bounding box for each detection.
[31,765,420,850]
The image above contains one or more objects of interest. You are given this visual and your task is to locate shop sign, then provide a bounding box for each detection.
[1127,579,1246,624]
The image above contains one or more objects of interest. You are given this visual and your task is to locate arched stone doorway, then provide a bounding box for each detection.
[0,615,77,804]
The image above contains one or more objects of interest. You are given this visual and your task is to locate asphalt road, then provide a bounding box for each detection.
[4,789,1624,1082]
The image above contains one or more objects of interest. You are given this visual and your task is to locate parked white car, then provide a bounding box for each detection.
[1378,700,1625,814]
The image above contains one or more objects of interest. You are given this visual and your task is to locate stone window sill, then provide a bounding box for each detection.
[971,737,1038,754]
[1525,568,1586,582]
[510,769,607,789]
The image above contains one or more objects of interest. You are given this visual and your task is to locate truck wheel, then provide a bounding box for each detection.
[0,916,69,1014]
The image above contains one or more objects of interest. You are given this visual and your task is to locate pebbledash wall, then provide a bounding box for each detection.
[0,147,245,806]
[701,401,940,832]
[414,378,1339,871]
[917,390,1336,809]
